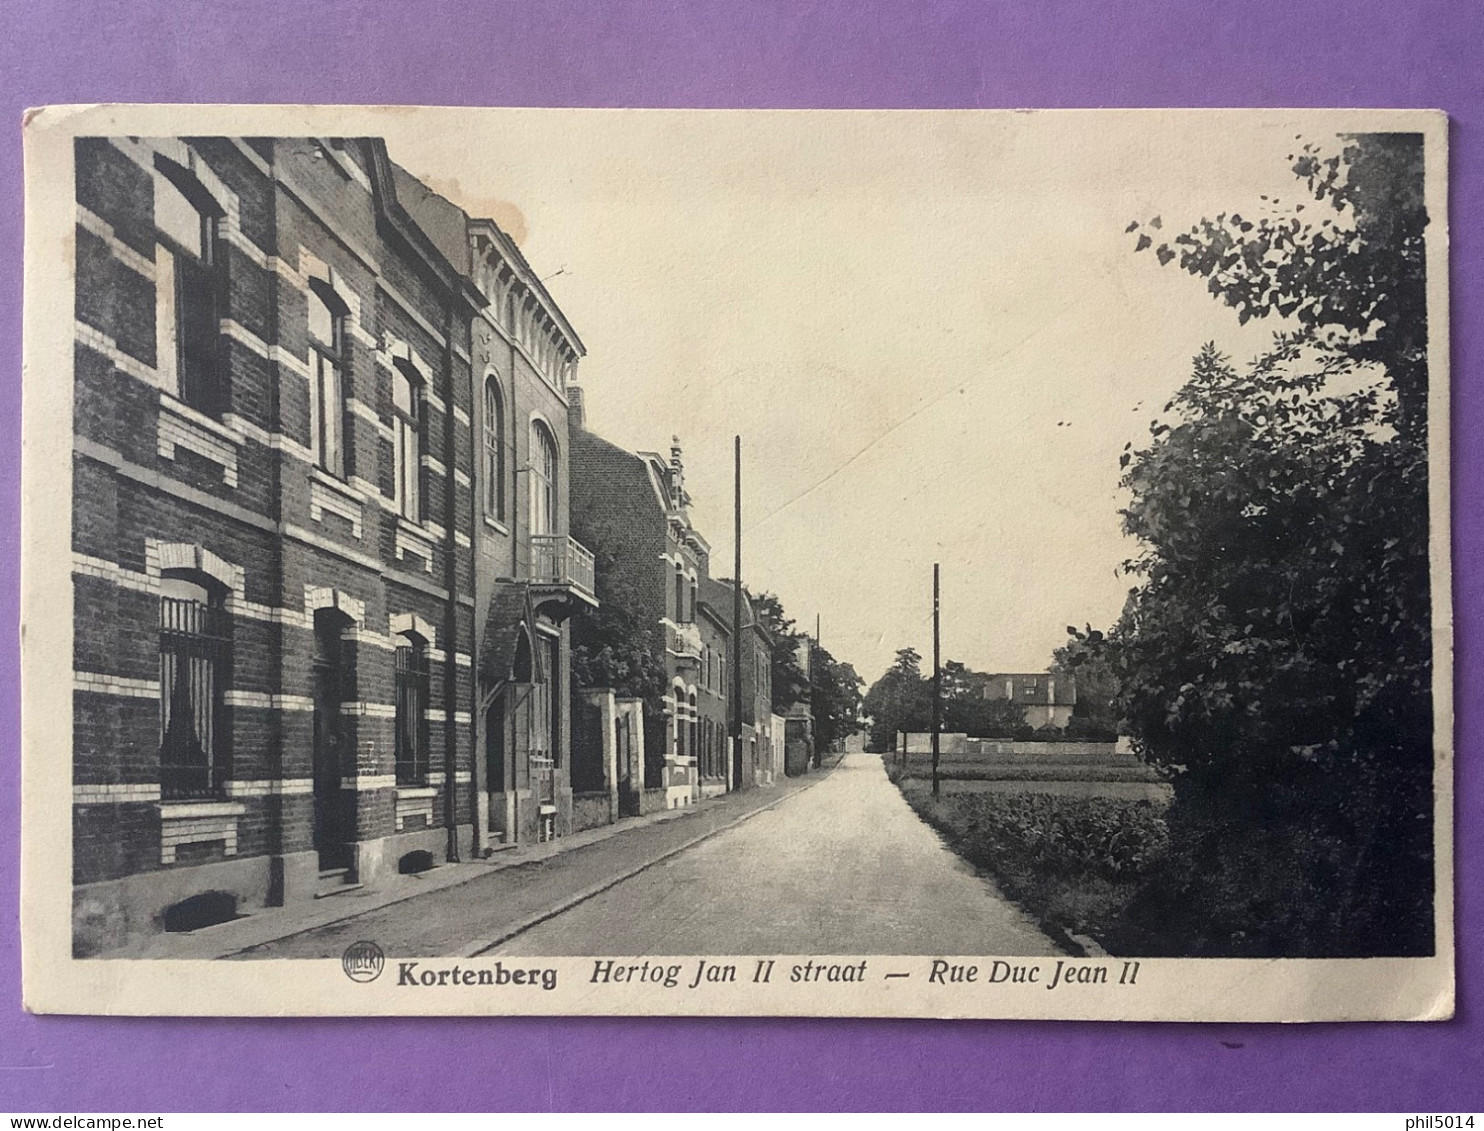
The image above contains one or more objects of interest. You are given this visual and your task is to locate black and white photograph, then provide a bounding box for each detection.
[20,105,1451,1020]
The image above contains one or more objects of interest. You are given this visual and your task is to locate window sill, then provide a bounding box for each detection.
[482,516,510,535]
[159,394,245,447]
[157,800,246,819]
[309,466,365,504]
[395,785,437,800]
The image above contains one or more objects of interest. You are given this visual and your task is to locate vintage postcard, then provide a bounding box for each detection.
[20,105,1452,1019]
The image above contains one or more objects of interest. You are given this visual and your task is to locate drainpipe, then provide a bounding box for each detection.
[442,301,461,863]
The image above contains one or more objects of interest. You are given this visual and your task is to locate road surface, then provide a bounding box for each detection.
[490,752,1059,955]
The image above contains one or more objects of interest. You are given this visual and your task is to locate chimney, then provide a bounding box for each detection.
[568,384,586,431]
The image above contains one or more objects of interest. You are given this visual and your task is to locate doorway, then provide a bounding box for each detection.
[312,608,352,872]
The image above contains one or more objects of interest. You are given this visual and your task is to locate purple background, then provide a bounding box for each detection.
[1,0,1480,1112]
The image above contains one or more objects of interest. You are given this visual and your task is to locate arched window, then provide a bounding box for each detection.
[392,359,423,521]
[159,572,231,799]
[483,376,506,523]
[154,159,222,416]
[394,630,430,785]
[528,420,557,535]
[308,282,348,477]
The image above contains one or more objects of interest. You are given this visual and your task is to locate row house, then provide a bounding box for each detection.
[702,577,776,789]
[458,201,593,845]
[373,169,597,847]
[693,580,733,799]
[569,425,716,812]
[70,136,482,954]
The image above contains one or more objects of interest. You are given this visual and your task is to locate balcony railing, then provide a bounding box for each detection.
[530,533,596,601]
[669,620,703,659]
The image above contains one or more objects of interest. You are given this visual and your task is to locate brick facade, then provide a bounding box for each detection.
[71,137,481,954]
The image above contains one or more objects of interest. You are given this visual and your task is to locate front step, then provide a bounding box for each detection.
[314,867,364,899]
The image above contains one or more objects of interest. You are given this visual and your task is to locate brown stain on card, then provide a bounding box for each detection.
[417,174,528,246]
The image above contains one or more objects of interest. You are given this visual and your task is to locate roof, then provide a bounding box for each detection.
[700,577,771,645]
[478,582,543,688]
[983,672,1077,706]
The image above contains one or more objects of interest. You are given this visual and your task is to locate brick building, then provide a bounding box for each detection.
[704,577,776,789]
[569,426,717,811]
[70,137,482,954]
[461,210,593,845]
[694,578,733,799]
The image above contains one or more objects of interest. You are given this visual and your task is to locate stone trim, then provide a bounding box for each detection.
[221,690,316,712]
[309,471,365,538]
[75,319,161,388]
[157,800,246,865]
[73,783,161,804]
[339,701,398,719]
[395,519,437,574]
[394,787,436,830]
[74,671,160,699]
[342,774,396,792]
[157,396,242,487]
[76,206,157,280]
[222,778,314,797]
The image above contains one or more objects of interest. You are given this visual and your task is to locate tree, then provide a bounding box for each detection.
[1052,627,1118,735]
[862,648,931,751]
[811,646,864,752]
[1101,134,1433,956]
[570,547,669,708]
[749,590,810,713]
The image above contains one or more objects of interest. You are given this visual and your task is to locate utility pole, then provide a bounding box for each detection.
[932,562,941,799]
[731,436,743,790]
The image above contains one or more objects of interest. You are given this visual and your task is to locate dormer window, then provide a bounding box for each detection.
[154,159,223,417]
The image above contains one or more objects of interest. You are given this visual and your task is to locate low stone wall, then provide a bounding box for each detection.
[571,791,614,833]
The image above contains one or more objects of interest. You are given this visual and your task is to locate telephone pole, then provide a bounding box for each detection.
[932,562,941,799]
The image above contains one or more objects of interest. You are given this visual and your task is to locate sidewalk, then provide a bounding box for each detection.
[125,763,838,960]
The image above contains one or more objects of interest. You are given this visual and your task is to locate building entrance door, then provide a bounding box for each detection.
[312,609,351,872]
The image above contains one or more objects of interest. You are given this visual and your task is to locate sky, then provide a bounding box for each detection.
[379,110,1335,684]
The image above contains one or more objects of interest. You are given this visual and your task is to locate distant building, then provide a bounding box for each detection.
[694,575,733,799]
[982,672,1077,728]
[703,578,775,790]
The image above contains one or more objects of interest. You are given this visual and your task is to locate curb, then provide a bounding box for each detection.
[219,763,837,959]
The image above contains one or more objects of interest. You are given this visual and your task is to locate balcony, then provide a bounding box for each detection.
[668,620,703,661]
[529,533,598,610]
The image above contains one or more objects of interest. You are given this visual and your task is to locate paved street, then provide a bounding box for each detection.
[232,754,1059,959]
[489,753,1059,956]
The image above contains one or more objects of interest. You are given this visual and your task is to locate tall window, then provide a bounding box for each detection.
[394,634,429,785]
[392,359,423,521]
[159,573,231,799]
[674,565,686,624]
[308,283,347,477]
[529,420,557,535]
[155,162,221,416]
[688,692,699,766]
[483,376,505,522]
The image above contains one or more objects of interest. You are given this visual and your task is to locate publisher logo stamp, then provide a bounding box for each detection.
[342,941,385,983]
